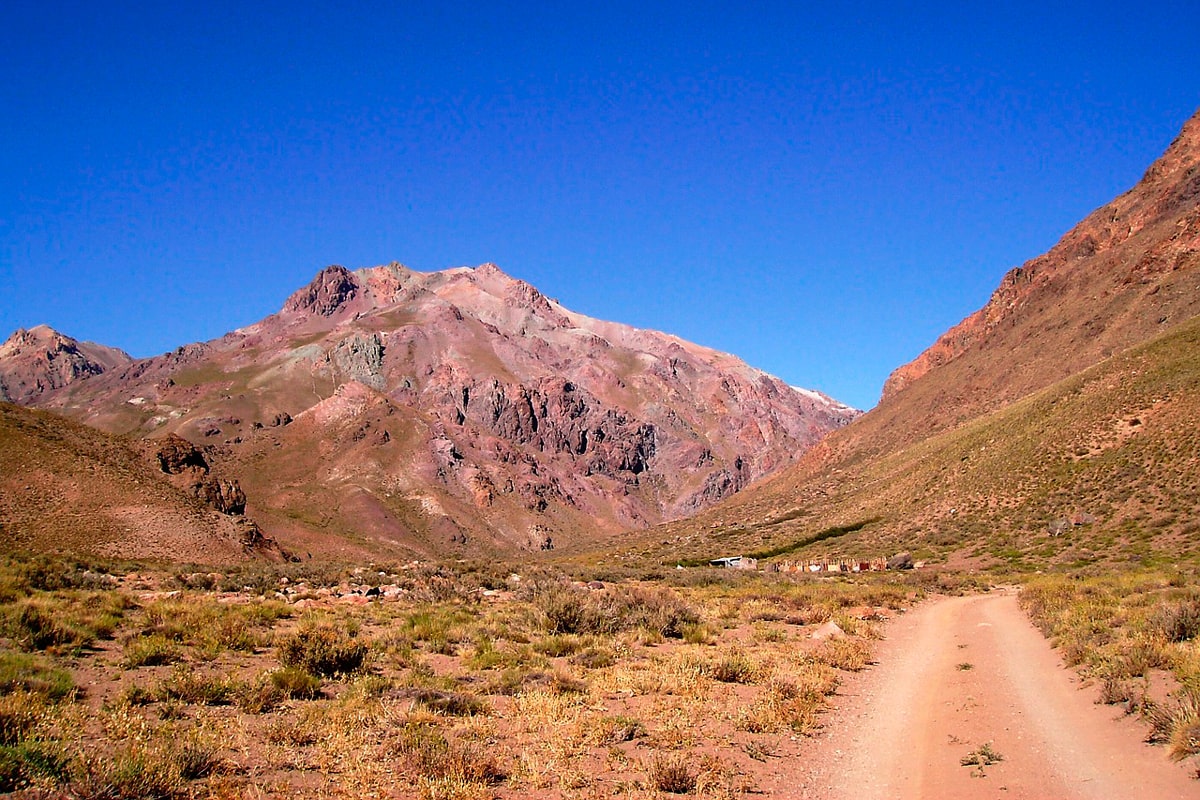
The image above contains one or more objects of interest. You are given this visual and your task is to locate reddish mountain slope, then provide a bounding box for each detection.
[878,109,1200,441]
[3,263,855,556]
[0,402,278,563]
[620,108,1200,569]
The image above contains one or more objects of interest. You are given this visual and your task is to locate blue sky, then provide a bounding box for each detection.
[1,2,1197,410]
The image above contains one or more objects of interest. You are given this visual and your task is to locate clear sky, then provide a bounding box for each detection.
[1,2,1197,410]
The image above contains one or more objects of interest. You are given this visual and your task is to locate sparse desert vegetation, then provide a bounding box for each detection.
[0,554,923,798]
[1021,570,1200,762]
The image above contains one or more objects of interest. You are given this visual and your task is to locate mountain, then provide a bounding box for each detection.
[0,325,132,404]
[1,263,856,558]
[621,108,1200,571]
[0,402,280,563]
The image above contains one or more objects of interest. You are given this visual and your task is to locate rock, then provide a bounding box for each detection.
[198,477,247,515]
[810,620,845,640]
[330,332,386,390]
[154,434,208,474]
[887,552,914,570]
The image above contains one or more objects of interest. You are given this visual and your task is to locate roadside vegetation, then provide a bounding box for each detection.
[0,553,925,799]
[1021,569,1200,764]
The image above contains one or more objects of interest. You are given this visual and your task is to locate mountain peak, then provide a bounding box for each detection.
[283,264,360,317]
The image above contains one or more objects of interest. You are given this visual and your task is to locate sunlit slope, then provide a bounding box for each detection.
[615,313,1200,570]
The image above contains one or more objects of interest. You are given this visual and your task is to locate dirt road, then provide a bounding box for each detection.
[792,590,1198,799]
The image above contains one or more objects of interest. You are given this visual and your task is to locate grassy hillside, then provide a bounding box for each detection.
[607,313,1200,572]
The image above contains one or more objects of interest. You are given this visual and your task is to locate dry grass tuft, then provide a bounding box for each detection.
[647,750,696,793]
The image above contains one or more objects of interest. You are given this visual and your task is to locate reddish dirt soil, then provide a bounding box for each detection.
[791,590,1199,799]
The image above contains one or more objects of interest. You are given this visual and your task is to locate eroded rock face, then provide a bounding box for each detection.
[155,434,208,474]
[196,477,247,515]
[149,434,247,516]
[330,333,385,390]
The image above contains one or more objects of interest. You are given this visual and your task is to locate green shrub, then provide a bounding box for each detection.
[0,741,69,792]
[277,624,368,677]
[0,652,74,700]
[270,667,323,700]
[7,604,77,652]
[123,635,182,668]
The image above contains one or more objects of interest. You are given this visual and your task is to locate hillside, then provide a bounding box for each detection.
[0,402,279,563]
[612,108,1200,571]
[620,311,1200,571]
[0,263,856,557]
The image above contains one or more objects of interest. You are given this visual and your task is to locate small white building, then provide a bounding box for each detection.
[709,555,758,570]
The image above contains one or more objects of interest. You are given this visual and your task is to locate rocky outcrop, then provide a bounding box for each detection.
[150,435,247,516]
[155,434,209,473]
[283,265,359,317]
[330,333,385,390]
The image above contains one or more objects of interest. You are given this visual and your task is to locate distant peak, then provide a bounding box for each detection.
[283,265,360,317]
[4,325,69,349]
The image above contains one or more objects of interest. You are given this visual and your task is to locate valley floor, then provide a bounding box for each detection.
[792,591,1198,799]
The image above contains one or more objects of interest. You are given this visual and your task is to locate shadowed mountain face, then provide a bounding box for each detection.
[625,109,1200,571]
[1,262,856,557]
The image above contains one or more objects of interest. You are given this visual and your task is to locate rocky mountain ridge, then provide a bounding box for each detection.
[1,262,856,558]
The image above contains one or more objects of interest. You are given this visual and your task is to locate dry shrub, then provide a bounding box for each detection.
[1097,674,1134,706]
[277,624,368,677]
[403,689,488,717]
[537,585,698,638]
[123,634,181,668]
[704,651,757,684]
[533,634,581,657]
[394,724,505,785]
[271,667,323,700]
[646,751,696,793]
[814,637,872,671]
[1148,599,1200,643]
[0,693,41,746]
[156,668,236,705]
[69,745,184,800]
[1145,689,1200,761]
